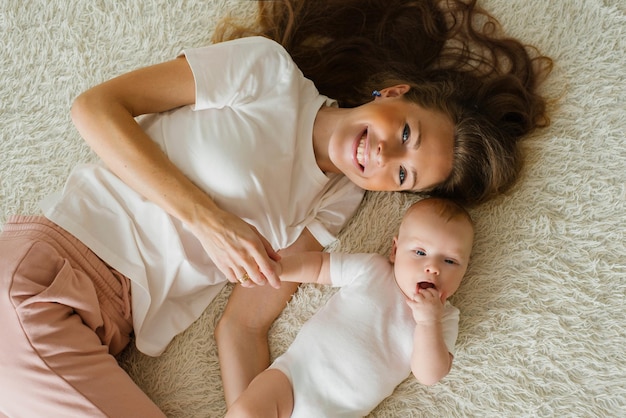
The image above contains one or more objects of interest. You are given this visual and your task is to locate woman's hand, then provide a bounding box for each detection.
[191,206,282,288]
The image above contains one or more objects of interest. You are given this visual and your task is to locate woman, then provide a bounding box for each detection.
[0,0,551,416]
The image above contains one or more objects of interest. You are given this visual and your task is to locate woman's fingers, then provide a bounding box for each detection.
[232,223,281,288]
[239,254,280,289]
[234,270,256,288]
[249,225,281,263]
[226,227,280,288]
[252,232,281,288]
[194,209,281,288]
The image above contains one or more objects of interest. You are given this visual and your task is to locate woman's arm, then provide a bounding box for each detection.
[70,57,280,287]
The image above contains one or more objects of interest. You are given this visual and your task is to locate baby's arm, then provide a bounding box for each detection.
[406,288,453,385]
[273,252,332,285]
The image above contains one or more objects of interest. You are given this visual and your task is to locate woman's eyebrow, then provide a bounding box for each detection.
[410,169,418,190]
[411,120,422,151]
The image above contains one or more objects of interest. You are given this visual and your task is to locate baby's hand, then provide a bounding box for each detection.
[405,288,444,325]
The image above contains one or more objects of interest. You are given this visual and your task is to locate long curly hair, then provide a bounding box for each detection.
[213,0,553,204]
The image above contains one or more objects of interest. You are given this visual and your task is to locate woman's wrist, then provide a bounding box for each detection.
[180,193,225,235]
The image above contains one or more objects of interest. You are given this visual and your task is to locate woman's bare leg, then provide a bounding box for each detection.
[225,369,294,418]
[216,229,322,406]
[215,282,299,406]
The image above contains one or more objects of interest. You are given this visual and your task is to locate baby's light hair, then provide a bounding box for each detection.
[406,197,473,230]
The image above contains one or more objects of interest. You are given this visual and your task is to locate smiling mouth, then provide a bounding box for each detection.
[355,131,367,171]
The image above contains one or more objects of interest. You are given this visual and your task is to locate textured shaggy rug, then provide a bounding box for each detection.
[1,0,625,417]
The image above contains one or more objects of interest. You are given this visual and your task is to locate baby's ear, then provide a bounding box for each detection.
[389,237,399,263]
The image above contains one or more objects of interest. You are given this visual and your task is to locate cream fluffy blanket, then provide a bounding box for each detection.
[1,0,624,416]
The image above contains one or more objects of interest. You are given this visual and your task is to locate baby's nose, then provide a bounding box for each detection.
[425,264,440,275]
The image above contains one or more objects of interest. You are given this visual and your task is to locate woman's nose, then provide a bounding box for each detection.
[376,140,401,167]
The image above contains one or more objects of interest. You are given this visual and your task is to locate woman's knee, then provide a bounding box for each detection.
[1,239,63,294]
[224,369,293,418]
[225,401,257,418]
[215,282,299,341]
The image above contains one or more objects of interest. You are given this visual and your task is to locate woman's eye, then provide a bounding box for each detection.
[402,124,410,144]
[415,250,426,256]
[399,166,407,185]
[398,124,410,185]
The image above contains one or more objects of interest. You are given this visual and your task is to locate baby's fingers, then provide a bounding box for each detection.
[405,297,420,309]
[418,287,440,300]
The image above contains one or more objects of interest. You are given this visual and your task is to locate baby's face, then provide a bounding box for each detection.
[389,203,474,302]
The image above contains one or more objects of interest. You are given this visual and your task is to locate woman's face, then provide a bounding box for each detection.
[326,87,455,192]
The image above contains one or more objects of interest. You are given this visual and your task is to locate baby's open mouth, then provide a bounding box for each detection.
[418,281,436,290]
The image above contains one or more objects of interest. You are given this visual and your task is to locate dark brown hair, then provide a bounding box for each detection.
[213,0,553,204]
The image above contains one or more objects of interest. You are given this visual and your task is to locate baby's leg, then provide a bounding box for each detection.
[0,220,165,417]
[225,369,294,418]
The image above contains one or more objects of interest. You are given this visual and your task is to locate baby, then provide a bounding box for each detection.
[226,197,474,417]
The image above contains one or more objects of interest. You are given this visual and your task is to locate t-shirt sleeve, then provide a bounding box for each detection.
[182,37,295,110]
[329,252,385,287]
[306,174,365,247]
[441,302,460,356]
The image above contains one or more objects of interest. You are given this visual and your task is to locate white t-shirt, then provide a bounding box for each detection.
[270,253,459,418]
[40,37,365,356]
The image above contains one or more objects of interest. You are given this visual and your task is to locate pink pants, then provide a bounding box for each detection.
[0,216,165,418]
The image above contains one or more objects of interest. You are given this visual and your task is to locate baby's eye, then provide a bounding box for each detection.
[402,124,410,144]
[415,250,426,256]
[444,259,456,265]
[399,166,407,185]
